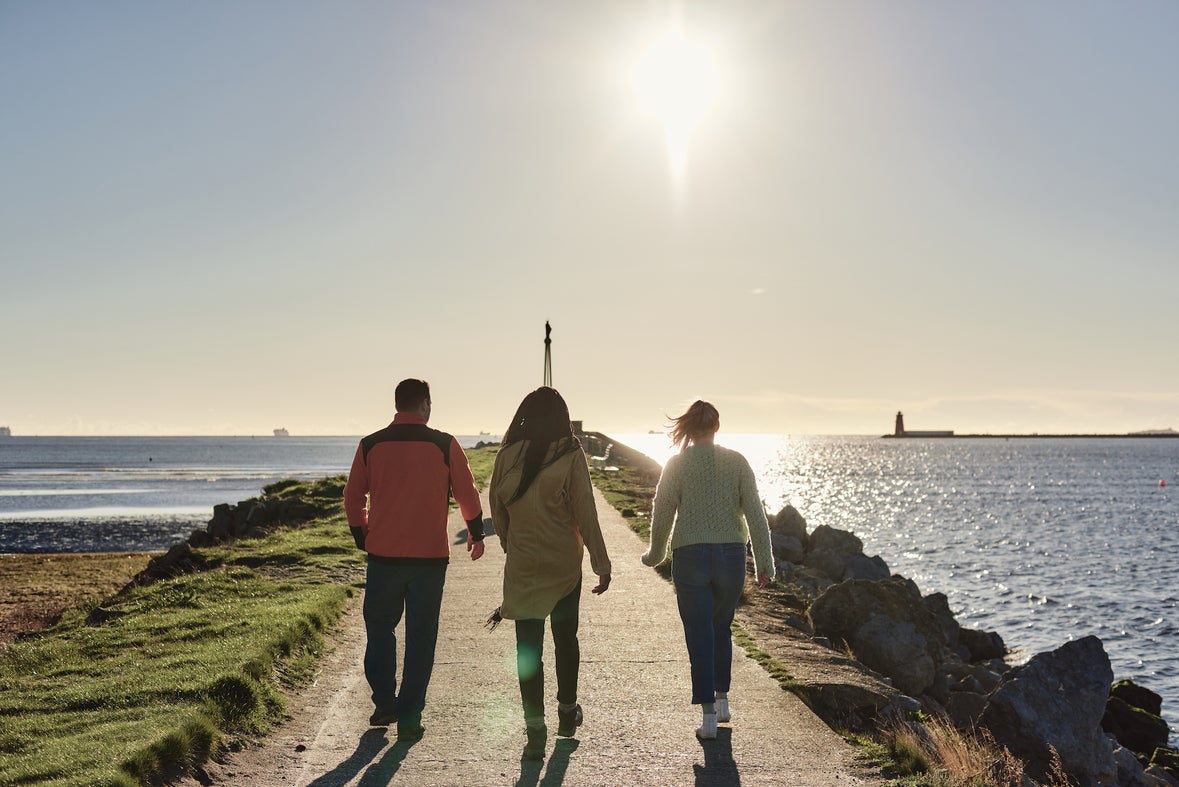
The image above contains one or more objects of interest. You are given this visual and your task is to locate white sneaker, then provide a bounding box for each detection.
[696,712,718,739]
[716,698,731,723]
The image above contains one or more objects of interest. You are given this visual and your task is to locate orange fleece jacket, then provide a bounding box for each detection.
[344,413,483,561]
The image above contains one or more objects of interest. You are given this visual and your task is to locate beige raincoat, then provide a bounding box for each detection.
[490,439,612,620]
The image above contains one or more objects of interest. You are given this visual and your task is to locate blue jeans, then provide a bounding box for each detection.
[672,543,747,705]
[362,559,448,724]
[515,580,582,727]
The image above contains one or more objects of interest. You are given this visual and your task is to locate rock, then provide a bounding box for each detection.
[188,529,214,548]
[1102,695,1170,755]
[208,503,234,541]
[946,690,988,731]
[807,525,862,556]
[244,498,268,525]
[842,554,890,581]
[1112,739,1154,787]
[1152,748,1179,780]
[979,636,1116,786]
[804,548,850,581]
[809,578,949,697]
[959,626,1007,662]
[1112,678,1164,717]
[1145,764,1179,787]
[771,532,805,564]
[789,565,835,597]
[1147,770,1179,787]
[770,505,808,548]
[923,592,960,648]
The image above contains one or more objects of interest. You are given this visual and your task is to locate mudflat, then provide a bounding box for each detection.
[0,552,156,644]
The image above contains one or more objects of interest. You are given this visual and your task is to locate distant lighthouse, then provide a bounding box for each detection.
[895,412,905,437]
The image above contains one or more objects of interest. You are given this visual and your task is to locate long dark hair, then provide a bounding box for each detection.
[502,387,580,503]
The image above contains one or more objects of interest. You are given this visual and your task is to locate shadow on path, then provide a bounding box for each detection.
[357,738,417,786]
[515,738,580,787]
[694,728,741,786]
[307,728,390,787]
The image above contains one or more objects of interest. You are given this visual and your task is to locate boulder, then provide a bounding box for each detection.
[1112,739,1154,787]
[807,525,862,556]
[208,503,234,541]
[771,532,805,564]
[922,592,960,648]
[809,578,950,697]
[782,564,835,597]
[945,690,987,731]
[959,626,1007,662]
[843,554,890,581]
[1152,748,1179,780]
[1103,695,1170,755]
[1145,764,1179,787]
[979,636,1116,786]
[188,529,214,548]
[770,505,809,548]
[804,549,851,581]
[1112,678,1164,717]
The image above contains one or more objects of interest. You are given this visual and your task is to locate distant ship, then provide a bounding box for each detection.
[0,426,11,438]
[273,428,290,437]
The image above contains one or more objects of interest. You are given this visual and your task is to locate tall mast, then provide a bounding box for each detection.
[543,321,552,387]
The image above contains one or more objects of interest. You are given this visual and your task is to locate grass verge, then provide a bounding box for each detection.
[0,446,497,787]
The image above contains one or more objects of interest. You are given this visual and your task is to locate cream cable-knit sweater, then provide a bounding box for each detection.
[641,443,776,579]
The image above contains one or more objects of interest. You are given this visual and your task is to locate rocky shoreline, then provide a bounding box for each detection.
[589,432,1179,787]
[765,504,1178,786]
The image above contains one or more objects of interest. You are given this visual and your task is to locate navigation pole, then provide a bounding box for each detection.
[543,321,552,387]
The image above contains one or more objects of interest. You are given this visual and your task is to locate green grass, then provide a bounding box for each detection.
[589,465,657,539]
[0,446,498,787]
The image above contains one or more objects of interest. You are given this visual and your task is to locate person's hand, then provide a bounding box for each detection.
[757,572,771,589]
[468,537,485,561]
[591,574,611,594]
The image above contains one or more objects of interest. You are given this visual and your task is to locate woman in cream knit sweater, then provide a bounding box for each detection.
[641,400,775,739]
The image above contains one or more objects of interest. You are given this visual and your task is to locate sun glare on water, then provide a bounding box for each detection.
[631,28,720,183]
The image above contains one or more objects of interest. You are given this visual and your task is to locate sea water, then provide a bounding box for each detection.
[615,433,1179,733]
[0,435,494,553]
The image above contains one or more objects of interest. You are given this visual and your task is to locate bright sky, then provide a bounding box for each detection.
[3,2,1178,437]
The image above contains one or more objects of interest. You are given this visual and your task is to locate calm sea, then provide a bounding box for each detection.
[616,433,1179,732]
[0,435,494,554]
[3,433,1176,730]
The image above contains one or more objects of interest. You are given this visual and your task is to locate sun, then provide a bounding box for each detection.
[631,28,720,177]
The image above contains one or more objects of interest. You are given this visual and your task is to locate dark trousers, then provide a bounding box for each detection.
[362,558,448,725]
[514,579,582,726]
[672,542,746,705]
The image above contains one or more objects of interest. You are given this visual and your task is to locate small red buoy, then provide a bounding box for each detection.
[1162,480,1168,487]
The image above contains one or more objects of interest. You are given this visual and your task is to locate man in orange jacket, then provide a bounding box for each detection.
[344,378,485,741]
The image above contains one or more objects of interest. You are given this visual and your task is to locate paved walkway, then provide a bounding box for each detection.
[187,488,884,786]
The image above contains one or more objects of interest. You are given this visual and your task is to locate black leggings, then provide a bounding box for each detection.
[514,579,582,725]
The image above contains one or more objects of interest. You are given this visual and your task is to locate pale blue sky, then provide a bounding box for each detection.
[3,2,1178,436]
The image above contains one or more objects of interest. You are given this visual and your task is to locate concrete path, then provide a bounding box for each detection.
[186,488,884,786]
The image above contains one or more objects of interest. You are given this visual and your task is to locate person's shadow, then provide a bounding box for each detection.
[514,738,579,787]
[693,728,741,786]
[306,728,391,787]
[356,738,417,786]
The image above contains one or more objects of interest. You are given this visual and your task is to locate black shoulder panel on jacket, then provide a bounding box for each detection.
[361,423,453,466]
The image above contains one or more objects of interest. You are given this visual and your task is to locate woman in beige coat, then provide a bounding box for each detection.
[490,387,611,761]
